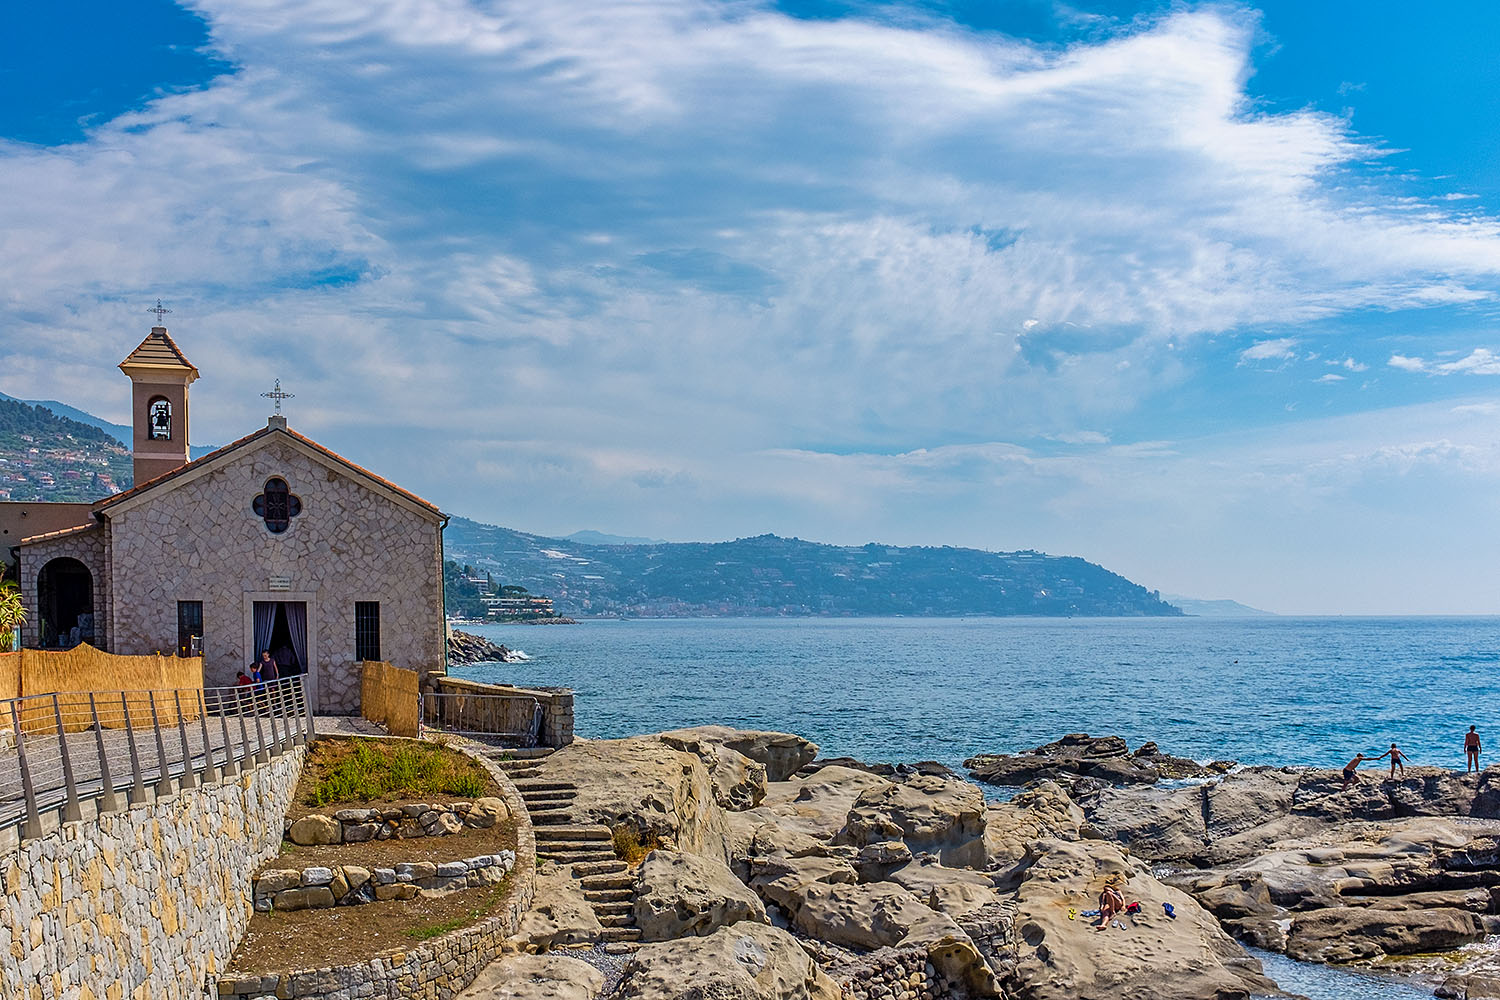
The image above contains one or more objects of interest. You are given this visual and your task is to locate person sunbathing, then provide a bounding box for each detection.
[1097,879,1126,928]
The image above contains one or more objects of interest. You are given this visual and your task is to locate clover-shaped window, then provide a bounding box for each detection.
[252,477,302,534]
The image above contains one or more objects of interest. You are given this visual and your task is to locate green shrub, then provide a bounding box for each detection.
[306,738,493,806]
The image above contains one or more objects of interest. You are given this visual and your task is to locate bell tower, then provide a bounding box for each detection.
[119,325,199,485]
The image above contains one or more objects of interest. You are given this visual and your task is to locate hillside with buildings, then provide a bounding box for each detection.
[444,516,1181,618]
[0,396,131,501]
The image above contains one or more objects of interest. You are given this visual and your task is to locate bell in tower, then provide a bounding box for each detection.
[119,311,199,485]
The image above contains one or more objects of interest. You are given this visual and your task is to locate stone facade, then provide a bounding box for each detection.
[20,425,446,712]
[0,746,304,1000]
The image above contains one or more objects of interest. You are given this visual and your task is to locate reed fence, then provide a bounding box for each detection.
[0,647,204,733]
[359,660,421,737]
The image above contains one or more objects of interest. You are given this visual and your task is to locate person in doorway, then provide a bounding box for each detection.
[1374,743,1407,779]
[258,649,280,683]
[1341,753,1369,791]
[273,644,296,675]
[1466,727,1483,773]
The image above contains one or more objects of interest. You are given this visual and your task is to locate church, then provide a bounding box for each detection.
[2,325,448,711]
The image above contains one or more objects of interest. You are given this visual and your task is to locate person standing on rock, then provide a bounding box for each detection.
[1466,727,1483,773]
[1373,743,1407,779]
[1341,753,1370,791]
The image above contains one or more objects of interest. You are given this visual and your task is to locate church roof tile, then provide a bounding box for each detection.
[118,328,199,376]
[20,521,100,546]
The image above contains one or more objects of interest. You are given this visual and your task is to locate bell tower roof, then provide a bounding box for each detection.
[119,327,199,381]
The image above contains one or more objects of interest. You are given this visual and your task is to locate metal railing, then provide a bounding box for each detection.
[419,691,542,746]
[0,675,311,839]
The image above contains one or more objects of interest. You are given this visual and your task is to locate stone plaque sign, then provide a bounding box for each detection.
[268,575,293,592]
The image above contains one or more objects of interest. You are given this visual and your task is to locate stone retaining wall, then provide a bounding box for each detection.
[214,739,536,999]
[253,851,517,910]
[0,746,305,1000]
[284,796,508,845]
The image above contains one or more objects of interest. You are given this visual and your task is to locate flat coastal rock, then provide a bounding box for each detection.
[1007,838,1276,1000]
[458,953,605,1000]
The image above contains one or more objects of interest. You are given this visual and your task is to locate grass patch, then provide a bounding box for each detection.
[305,738,494,808]
[612,824,664,867]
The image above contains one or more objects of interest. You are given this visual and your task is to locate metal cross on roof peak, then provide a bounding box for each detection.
[147,299,172,326]
[261,378,294,415]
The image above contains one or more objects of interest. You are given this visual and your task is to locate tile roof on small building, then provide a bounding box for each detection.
[118,328,199,377]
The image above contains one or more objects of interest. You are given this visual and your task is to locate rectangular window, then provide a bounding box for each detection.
[355,602,381,662]
[177,601,203,657]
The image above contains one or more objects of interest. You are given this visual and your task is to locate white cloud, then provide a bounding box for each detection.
[1316,373,1344,383]
[1047,430,1111,445]
[2,2,1500,611]
[1387,348,1500,376]
[1436,348,1500,375]
[1328,357,1368,372]
[1238,338,1300,365]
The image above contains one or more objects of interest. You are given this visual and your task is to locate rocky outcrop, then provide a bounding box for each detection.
[980,780,1083,888]
[539,737,733,862]
[965,733,1233,791]
[616,922,841,1000]
[839,774,987,869]
[1284,905,1484,963]
[447,629,526,665]
[515,865,605,949]
[659,731,769,811]
[1173,816,1500,960]
[633,849,769,941]
[660,726,819,783]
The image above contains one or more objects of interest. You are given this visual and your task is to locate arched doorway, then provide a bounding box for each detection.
[37,557,94,648]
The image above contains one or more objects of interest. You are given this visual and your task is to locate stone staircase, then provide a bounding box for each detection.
[489,747,641,944]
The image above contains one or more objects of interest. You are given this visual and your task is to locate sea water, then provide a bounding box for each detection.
[455,616,1499,999]
[458,616,1500,772]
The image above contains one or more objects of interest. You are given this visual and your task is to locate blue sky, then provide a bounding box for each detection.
[3,1,1500,613]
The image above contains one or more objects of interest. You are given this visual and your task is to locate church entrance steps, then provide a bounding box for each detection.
[573,859,628,877]
[538,839,615,855]
[599,927,643,943]
[585,887,633,904]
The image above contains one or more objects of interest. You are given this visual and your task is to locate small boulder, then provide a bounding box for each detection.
[287,815,340,846]
[467,797,511,828]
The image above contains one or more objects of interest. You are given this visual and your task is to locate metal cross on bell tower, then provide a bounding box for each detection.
[261,378,294,415]
[147,299,172,326]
